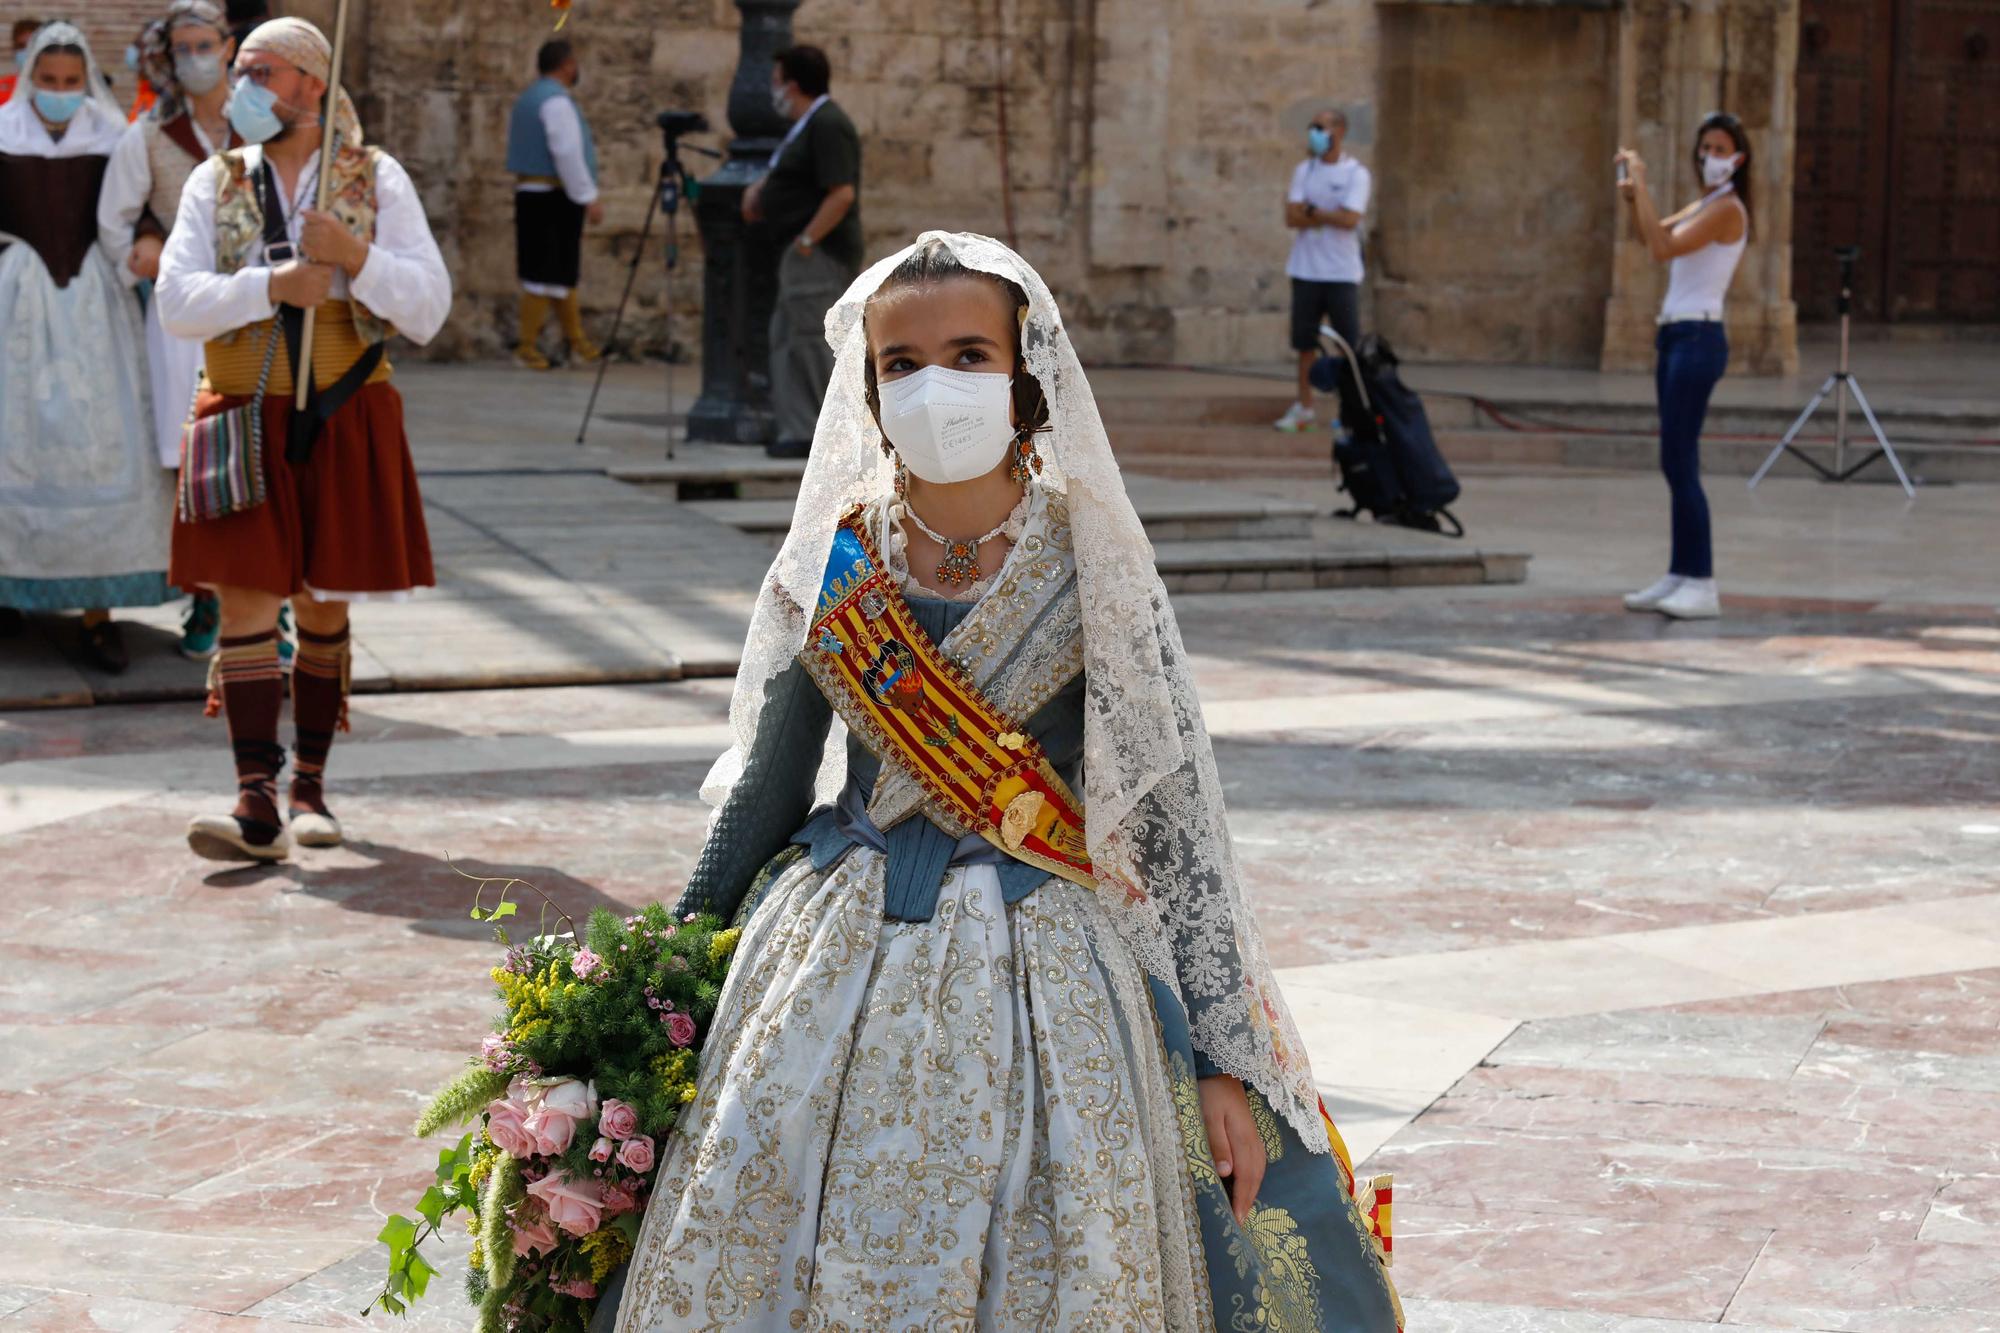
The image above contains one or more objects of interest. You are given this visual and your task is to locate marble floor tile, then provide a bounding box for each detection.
[0,1021,203,1093]
[1320,1084,1442,1168]
[0,1217,357,1312]
[238,1227,473,1329]
[1797,1014,2000,1094]
[0,1294,339,1331]
[1919,1176,2000,1247]
[1723,1235,2000,1331]
[1275,984,1520,1094]
[1399,1297,1827,1332]
[1484,1009,1828,1082]
[1616,900,2000,994]
[60,1030,464,1124]
[1392,1200,1771,1322]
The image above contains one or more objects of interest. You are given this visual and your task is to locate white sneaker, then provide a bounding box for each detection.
[1623,574,1684,611]
[1657,578,1721,620]
[186,813,291,862]
[1273,401,1316,432]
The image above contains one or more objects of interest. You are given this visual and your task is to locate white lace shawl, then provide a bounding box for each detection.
[701,232,1328,1148]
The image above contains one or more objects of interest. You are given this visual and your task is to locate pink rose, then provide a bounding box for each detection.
[509,1199,559,1258]
[588,1136,613,1164]
[665,1012,698,1047]
[542,1078,600,1122]
[523,1105,576,1157]
[525,1169,605,1238]
[570,946,605,982]
[552,1278,598,1298]
[601,1181,641,1216]
[598,1098,640,1141]
[507,1074,545,1110]
[485,1098,538,1160]
[616,1134,656,1174]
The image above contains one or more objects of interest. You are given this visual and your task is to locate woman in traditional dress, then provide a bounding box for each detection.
[602,233,1401,1332]
[97,0,240,661]
[0,22,172,670]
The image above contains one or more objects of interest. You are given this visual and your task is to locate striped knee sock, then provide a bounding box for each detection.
[214,629,285,836]
[291,622,350,816]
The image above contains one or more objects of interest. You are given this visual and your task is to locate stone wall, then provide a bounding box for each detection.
[263,0,1796,372]
[271,0,1386,366]
[1599,0,1800,373]
[1373,1,1622,367]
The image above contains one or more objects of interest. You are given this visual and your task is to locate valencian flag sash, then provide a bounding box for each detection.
[803,507,1095,889]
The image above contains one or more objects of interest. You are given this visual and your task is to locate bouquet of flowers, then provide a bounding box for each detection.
[370,890,739,1330]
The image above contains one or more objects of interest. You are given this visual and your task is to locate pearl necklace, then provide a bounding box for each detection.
[903,502,1014,590]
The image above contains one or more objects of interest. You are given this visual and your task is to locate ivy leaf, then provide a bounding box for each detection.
[416,1185,449,1230]
[490,901,519,920]
[380,1291,406,1315]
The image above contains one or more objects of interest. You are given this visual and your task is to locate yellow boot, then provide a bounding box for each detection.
[515,293,553,370]
[555,291,602,363]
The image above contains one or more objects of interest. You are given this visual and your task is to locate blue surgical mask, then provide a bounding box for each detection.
[226,79,285,143]
[1307,127,1332,158]
[33,89,87,124]
[176,52,225,95]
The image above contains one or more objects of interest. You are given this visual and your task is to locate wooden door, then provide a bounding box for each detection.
[1887,0,2000,319]
[1793,0,1898,318]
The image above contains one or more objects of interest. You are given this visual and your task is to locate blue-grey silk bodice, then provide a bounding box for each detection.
[674,593,1087,925]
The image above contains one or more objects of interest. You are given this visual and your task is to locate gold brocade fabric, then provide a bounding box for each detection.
[616,851,1206,1333]
[201,303,393,396]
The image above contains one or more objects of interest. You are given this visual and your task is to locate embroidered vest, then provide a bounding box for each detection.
[211,144,390,345]
[142,115,206,233]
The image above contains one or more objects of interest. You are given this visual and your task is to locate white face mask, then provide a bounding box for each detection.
[1701,152,1741,188]
[879,365,1017,485]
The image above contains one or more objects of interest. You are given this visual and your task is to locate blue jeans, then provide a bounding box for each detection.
[1654,321,1728,579]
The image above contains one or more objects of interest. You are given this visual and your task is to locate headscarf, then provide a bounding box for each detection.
[137,0,229,123]
[706,232,1333,1150]
[0,21,128,157]
[237,15,362,150]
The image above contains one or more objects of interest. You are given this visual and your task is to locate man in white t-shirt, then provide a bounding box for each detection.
[1276,107,1372,432]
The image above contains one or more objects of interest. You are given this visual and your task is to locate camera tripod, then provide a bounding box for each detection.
[1748,246,1915,498]
[576,113,718,456]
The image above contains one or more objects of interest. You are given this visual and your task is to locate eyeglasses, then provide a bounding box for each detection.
[232,60,292,87]
[172,37,222,58]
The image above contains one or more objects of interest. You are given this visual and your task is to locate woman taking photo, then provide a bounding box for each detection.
[1615,111,1752,621]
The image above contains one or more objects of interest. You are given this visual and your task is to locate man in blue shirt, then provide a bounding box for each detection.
[507,38,603,369]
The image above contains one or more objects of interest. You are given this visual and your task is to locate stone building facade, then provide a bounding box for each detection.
[258,0,1809,372]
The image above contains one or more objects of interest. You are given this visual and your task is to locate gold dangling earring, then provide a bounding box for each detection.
[894,457,909,501]
[1007,429,1043,485]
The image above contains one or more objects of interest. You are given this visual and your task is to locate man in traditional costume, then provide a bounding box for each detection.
[98,0,241,661]
[599,234,1401,1332]
[0,22,172,669]
[507,37,602,370]
[157,16,450,862]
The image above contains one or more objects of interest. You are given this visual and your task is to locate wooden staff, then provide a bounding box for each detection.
[294,0,354,412]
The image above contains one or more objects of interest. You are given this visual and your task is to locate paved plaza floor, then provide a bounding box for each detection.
[1,358,1996,1328]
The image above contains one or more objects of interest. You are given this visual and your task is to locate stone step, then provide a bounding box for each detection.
[1152,537,1526,594]
[1106,419,2000,485]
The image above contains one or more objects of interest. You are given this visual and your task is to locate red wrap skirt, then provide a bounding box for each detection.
[170,382,435,600]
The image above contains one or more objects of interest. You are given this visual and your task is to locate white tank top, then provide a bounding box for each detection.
[1659,186,1747,322]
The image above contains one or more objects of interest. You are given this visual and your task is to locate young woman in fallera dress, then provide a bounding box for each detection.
[596,233,1401,1332]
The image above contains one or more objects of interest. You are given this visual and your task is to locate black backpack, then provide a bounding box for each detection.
[1311,331,1463,537]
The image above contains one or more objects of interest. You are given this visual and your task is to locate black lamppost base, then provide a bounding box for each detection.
[686,0,800,445]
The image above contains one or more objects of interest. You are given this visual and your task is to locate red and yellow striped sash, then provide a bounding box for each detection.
[803,509,1095,889]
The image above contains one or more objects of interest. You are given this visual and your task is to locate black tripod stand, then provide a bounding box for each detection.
[576,111,718,456]
[1748,246,1916,498]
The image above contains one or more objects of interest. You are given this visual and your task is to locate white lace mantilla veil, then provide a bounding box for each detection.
[701,231,1327,1147]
